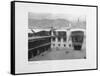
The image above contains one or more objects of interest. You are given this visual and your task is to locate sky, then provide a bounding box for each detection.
[27,3,88,22]
[28,12,86,22]
[28,3,87,30]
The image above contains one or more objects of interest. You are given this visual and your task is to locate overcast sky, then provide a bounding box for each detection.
[27,3,88,21]
[27,3,87,30]
[28,12,86,21]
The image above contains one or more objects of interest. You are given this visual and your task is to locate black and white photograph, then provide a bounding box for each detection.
[11,1,97,75]
[28,12,86,61]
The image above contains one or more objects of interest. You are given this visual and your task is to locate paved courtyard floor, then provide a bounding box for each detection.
[29,48,86,61]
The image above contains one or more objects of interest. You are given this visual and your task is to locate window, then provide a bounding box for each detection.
[53,44,55,46]
[63,37,66,42]
[58,44,60,46]
[58,37,61,42]
[52,37,55,41]
[64,44,66,47]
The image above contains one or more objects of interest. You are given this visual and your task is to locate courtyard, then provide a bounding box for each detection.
[29,47,86,61]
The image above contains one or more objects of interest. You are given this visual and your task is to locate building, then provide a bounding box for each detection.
[28,28,86,61]
[51,29,69,48]
[68,28,86,50]
[51,28,86,50]
[28,30,51,61]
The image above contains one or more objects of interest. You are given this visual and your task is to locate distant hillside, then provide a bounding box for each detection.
[28,18,86,29]
[28,18,70,29]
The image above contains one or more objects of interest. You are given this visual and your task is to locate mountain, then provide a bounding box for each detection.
[28,18,70,29]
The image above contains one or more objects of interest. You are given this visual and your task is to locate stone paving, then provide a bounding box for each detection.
[29,47,86,61]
